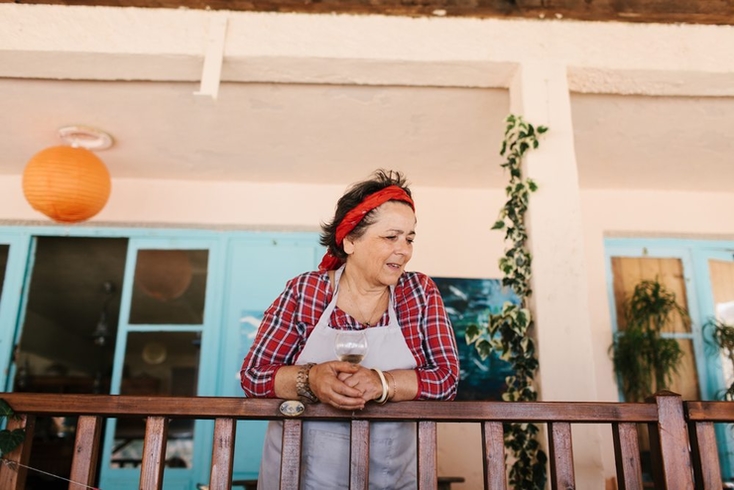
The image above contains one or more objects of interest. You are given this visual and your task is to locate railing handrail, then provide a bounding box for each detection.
[0,392,660,422]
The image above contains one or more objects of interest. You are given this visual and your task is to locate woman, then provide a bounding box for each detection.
[240,169,459,490]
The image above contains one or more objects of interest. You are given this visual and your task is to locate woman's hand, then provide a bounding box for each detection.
[308,361,367,410]
[337,367,384,402]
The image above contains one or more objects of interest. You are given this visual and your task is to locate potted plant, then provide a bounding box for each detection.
[610,278,689,402]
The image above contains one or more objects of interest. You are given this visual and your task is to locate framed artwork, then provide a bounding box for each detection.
[432,277,520,401]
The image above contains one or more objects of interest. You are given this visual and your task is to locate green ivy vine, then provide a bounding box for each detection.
[466,114,548,490]
[0,399,25,457]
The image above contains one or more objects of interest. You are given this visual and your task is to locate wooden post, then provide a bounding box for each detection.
[649,392,694,490]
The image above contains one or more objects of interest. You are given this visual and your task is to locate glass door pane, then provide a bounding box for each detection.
[129,249,209,325]
[112,331,201,469]
[11,236,128,490]
[610,256,700,399]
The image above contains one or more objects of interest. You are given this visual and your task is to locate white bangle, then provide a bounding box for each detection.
[372,368,389,404]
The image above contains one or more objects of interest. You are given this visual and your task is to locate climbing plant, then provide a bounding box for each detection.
[466,114,548,489]
[0,399,25,457]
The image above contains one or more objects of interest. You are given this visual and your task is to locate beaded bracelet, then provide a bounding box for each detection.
[372,368,389,405]
[296,363,318,403]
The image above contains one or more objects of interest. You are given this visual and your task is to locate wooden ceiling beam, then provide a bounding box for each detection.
[3,0,733,25]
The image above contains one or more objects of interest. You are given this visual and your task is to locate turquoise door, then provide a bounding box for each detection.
[98,236,223,490]
[0,227,322,489]
[218,233,322,482]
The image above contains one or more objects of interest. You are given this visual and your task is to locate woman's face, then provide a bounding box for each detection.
[343,201,416,286]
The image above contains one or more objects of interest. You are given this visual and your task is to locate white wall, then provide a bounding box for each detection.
[0,175,507,278]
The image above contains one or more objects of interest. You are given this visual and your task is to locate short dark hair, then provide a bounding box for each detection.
[319,169,412,262]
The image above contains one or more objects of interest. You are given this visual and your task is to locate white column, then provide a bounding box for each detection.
[509,61,605,486]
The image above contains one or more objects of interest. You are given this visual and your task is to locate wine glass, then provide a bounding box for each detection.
[334,330,368,364]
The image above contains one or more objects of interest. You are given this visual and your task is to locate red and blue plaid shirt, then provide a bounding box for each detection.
[240,270,459,400]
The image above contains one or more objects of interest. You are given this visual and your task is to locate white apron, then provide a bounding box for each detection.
[258,265,418,490]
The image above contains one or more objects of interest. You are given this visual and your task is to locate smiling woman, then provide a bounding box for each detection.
[240,169,460,490]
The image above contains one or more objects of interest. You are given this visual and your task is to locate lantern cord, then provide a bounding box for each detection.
[1,458,102,490]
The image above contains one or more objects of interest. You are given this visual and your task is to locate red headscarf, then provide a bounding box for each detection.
[318,185,415,271]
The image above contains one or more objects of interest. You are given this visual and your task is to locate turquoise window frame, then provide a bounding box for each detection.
[605,237,734,480]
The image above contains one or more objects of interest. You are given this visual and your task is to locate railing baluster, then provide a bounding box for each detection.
[280,419,302,490]
[611,422,642,490]
[481,421,506,490]
[139,416,169,490]
[0,414,35,490]
[548,421,575,490]
[209,417,237,490]
[688,421,721,489]
[69,415,103,489]
[417,421,437,490]
[349,420,370,490]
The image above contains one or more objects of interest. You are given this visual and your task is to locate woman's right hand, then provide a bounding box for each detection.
[308,361,367,410]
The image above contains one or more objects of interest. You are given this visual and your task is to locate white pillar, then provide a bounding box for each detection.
[509,61,605,486]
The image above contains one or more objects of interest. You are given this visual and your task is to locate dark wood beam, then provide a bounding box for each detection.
[3,0,734,25]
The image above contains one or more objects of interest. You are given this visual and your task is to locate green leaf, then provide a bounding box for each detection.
[0,428,25,455]
[0,399,14,418]
[465,323,480,344]
[491,220,505,230]
[537,125,548,134]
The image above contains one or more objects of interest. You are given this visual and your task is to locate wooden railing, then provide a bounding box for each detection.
[0,391,730,489]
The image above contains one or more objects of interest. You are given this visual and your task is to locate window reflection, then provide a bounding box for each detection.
[130,249,208,325]
[111,331,201,468]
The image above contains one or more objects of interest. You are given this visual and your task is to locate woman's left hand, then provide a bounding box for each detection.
[337,368,384,402]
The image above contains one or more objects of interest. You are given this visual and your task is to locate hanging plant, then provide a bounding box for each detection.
[0,399,25,456]
[467,114,548,489]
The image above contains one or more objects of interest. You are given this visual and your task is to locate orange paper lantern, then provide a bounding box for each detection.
[22,145,111,223]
